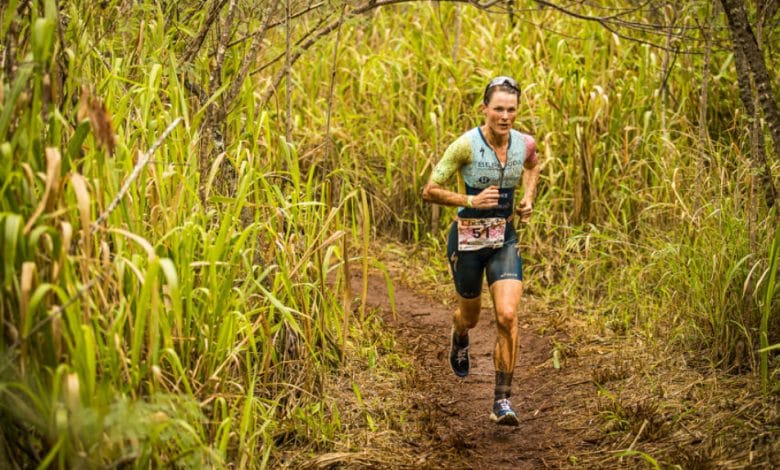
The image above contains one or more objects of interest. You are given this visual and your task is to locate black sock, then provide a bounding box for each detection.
[453,329,469,347]
[494,371,513,401]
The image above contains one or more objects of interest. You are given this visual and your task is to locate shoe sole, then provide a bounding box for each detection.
[450,365,468,378]
[490,412,519,426]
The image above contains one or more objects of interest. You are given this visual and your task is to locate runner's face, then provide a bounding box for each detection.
[483,91,518,137]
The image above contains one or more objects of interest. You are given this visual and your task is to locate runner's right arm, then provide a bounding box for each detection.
[422,135,499,209]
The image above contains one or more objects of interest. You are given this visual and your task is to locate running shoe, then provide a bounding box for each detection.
[449,328,470,378]
[490,398,519,426]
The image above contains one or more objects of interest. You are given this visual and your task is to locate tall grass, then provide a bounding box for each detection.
[1,0,778,466]
[292,2,778,380]
[1,1,384,466]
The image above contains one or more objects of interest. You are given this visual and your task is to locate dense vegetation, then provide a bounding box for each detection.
[1,0,777,467]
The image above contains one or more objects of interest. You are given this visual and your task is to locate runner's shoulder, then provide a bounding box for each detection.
[515,131,537,167]
[431,131,475,185]
[445,131,476,162]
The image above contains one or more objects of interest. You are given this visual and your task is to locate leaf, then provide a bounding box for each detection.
[23,147,61,234]
[20,262,36,333]
[53,221,72,282]
[27,283,56,326]
[109,228,156,260]
[69,173,92,257]
[2,213,23,289]
[66,120,92,166]
[32,17,55,64]
[1,0,19,38]
[0,63,32,139]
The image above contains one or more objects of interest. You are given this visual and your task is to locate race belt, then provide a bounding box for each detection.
[456,217,506,251]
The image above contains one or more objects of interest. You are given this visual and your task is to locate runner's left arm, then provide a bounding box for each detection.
[516,135,541,222]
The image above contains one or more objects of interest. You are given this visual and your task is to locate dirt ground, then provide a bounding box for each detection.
[359,270,597,469]
[298,265,777,469]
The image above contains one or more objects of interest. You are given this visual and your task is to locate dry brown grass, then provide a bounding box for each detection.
[273,310,470,469]
[543,308,780,468]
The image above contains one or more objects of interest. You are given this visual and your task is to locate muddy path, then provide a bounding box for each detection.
[354,270,599,469]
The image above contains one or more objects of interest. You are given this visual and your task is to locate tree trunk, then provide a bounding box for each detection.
[573,124,592,224]
[720,0,780,206]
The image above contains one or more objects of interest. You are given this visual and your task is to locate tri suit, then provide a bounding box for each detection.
[430,127,537,299]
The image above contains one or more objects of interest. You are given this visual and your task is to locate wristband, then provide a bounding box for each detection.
[466,195,474,208]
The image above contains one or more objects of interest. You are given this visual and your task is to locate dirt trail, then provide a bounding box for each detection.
[356,270,597,469]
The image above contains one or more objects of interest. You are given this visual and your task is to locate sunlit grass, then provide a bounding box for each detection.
[0,0,777,467]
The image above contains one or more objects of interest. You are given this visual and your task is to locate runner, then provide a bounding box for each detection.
[422,76,541,426]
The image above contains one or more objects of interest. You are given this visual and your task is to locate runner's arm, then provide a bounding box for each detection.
[516,136,541,221]
[422,136,499,209]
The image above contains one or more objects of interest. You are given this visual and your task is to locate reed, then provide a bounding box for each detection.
[0,0,777,467]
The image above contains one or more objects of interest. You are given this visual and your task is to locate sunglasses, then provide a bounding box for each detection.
[483,76,520,103]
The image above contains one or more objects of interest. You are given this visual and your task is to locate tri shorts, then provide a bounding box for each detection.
[446,219,523,299]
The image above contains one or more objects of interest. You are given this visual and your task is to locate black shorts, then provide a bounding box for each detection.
[446,220,523,299]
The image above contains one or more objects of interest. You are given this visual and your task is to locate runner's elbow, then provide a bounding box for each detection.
[422,183,435,203]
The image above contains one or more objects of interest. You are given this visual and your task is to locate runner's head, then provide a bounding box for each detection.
[482,76,519,137]
[483,76,520,106]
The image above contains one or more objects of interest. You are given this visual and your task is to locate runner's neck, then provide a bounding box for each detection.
[480,125,509,164]
[481,125,509,151]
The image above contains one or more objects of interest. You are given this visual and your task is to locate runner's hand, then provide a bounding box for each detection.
[473,186,500,209]
[516,199,533,223]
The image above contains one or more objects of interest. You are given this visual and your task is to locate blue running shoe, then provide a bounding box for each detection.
[449,328,470,378]
[490,398,519,426]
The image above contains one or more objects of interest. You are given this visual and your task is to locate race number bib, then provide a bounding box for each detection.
[457,217,506,251]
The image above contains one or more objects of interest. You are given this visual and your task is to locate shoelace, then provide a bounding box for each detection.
[455,346,469,364]
[496,399,514,413]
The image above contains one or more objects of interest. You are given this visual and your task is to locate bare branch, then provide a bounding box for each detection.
[531,0,697,51]
[285,0,293,144]
[210,0,237,92]
[249,14,332,78]
[221,1,328,53]
[217,1,280,122]
[254,0,498,107]
[325,1,349,158]
[92,117,183,232]
[182,0,230,64]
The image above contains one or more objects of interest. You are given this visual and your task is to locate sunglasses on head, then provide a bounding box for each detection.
[483,76,520,103]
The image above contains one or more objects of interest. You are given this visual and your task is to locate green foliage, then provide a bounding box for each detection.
[0,1,381,466]
[0,0,777,467]
[293,0,778,387]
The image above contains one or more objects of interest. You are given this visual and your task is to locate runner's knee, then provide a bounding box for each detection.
[457,299,481,328]
[495,305,517,330]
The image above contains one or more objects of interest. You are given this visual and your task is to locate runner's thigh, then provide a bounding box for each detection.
[447,221,486,299]
[485,225,523,286]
